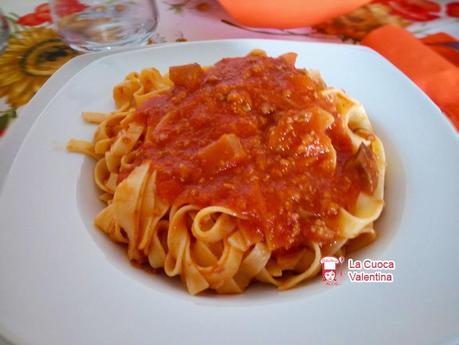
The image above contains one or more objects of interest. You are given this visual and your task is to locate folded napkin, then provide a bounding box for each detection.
[421,32,459,67]
[362,25,459,131]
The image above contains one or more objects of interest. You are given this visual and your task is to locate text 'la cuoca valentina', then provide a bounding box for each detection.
[347,259,395,283]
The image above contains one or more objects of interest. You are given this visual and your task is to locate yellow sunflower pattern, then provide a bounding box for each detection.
[0,27,78,108]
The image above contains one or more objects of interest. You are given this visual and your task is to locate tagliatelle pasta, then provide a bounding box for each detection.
[67,50,385,295]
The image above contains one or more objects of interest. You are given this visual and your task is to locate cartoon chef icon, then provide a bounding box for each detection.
[320,256,344,285]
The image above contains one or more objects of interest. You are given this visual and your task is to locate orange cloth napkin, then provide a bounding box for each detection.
[362,25,459,131]
[421,32,459,67]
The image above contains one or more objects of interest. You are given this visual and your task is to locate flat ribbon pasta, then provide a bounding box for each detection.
[67,53,385,295]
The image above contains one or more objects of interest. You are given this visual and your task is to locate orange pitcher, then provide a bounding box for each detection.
[218,0,372,28]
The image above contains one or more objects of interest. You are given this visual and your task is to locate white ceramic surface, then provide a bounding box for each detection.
[0,39,458,345]
[0,44,164,192]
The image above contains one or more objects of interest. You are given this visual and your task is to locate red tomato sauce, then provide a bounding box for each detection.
[127,54,368,252]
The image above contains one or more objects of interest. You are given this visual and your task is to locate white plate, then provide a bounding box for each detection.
[0,39,458,345]
[0,45,153,191]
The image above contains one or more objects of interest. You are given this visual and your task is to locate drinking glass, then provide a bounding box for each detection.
[0,8,10,52]
[49,0,158,52]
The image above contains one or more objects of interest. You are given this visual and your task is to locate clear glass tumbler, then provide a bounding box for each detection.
[0,8,10,52]
[49,0,158,52]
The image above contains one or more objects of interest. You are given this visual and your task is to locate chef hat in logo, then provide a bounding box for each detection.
[323,261,337,270]
[320,256,339,271]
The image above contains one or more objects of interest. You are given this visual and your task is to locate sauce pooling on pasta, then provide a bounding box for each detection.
[128,53,377,253]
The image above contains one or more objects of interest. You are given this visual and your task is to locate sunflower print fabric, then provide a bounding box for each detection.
[0,27,77,108]
[0,3,80,135]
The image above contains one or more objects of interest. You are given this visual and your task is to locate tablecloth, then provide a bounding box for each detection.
[1,0,458,137]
